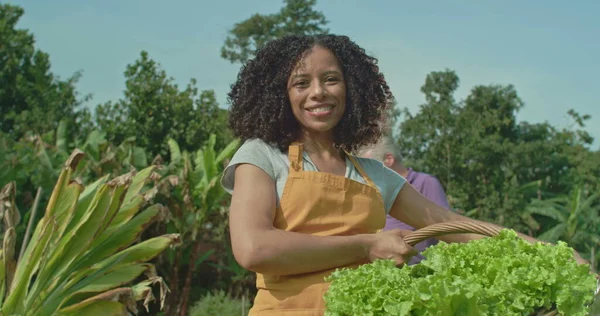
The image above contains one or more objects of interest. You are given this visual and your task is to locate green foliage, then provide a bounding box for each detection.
[221,0,329,64]
[526,186,600,272]
[95,51,232,159]
[1,122,243,314]
[0,123,155,295]
[0,132,58,201]
[160,134,239,244]
[3,2,599,314]
[397,69,600,232]
[0,131,64,249]
[0,4,91,142]
[73,129,149,179]
[0,121,149,210]
[189,290,250,316]
[0,151,180,315]
[150,135,241,315]
[325,230,597,316]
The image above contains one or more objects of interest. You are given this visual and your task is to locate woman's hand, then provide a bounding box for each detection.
[365,229,418,266]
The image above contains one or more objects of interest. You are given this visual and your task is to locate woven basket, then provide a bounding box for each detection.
[400,221,600,316]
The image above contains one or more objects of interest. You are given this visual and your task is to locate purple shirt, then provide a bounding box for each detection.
[383,168,450,265]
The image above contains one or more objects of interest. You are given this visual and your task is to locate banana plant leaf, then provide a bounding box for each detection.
[0,149,180,316]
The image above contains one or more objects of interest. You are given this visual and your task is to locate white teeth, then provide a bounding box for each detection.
[307,106,333,113]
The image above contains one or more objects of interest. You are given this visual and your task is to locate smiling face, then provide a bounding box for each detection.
[287,45,347,138]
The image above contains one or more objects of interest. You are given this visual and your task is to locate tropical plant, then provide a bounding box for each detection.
[0,149,180,315]
[153,134,240,316]
[47,120,149,180]
[525,186,600,272]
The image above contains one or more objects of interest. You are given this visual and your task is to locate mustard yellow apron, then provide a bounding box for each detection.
[249,143,386,315]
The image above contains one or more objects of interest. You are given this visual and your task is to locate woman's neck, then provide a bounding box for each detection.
[297,130,341,160]
[297,130,346,175]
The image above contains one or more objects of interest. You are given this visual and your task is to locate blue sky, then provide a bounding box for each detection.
[9,0,600,147]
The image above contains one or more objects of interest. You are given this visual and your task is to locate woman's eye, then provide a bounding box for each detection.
[325,77,339,83]
[295,81,308,87]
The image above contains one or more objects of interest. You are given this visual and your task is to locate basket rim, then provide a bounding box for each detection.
[403,220,501,246]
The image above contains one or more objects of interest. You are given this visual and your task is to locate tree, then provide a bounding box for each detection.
[408,75,524,226]
[95,51,232,159]
[0,4,90,141]
[397,70,460,194]
[396,69,599,231]
[221,0,329,64]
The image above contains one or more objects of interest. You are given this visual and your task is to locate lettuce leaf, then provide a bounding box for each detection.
[324,229,597,316]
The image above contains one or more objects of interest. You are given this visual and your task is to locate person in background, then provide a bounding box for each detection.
[358,136,451,265]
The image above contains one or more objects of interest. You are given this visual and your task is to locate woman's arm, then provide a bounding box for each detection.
[389,184,589,264]
[229,164,415,276]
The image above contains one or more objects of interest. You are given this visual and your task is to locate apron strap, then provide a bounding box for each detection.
[288,142,304,172]
[345,153,377,188]
[289,144,376,187]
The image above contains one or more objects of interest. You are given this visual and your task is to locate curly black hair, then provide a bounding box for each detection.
[227,34,394,153]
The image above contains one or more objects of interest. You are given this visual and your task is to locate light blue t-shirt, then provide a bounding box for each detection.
[221,139,406,214]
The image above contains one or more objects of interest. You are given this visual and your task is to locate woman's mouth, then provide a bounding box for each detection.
[306,105,334,116]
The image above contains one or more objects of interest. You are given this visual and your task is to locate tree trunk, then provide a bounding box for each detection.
[164,247,182,316]
[179,240,202,316]
[164,199,184,316]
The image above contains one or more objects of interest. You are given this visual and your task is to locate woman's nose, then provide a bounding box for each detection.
[310,82,326,99]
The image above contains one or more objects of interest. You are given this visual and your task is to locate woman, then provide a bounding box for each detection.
[221,34,586,315]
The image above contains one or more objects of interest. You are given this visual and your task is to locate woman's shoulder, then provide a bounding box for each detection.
[221,138,287,193]
[351,155,405,182]
[349,155,407,213]
[239,138,281,152]
[231,138,286,161]
[350,155,386,173]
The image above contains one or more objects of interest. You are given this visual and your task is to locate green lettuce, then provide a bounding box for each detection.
[324,229,597,316]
